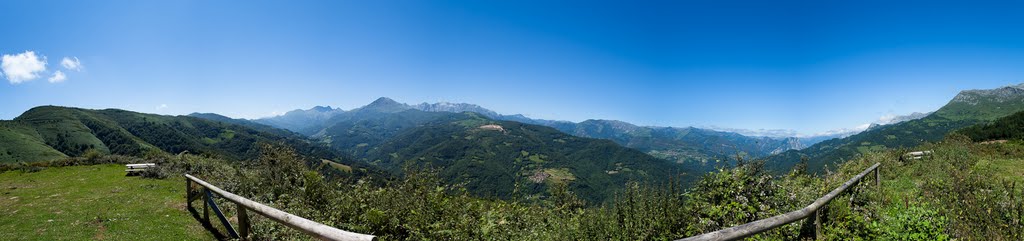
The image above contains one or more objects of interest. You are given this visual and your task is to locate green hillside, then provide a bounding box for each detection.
[767,84,1024,174]
[0,106,373,178]
[825,137,1024,239]
[0,121,67,163]
[317,109,448,157]
[364,112,684,203]
[958,110,1024,141]
[0,164,212,240]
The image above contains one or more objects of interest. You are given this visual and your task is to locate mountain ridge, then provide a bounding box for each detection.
[255,98,809,163]
[765,83,1024,174]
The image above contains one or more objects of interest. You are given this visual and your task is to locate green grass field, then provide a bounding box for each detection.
[0,164,212,240]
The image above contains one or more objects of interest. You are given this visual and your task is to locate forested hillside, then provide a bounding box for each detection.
[0,106,374,178]
[958,110,1024,141]
[363,112,683,202]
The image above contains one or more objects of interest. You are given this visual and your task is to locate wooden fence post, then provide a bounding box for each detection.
[186,179,192,210]
[875,168,880,191]
[813,209,821,240]
[203,188,209,223]
[237,203,250,240]
[184,174,376,241]
[676,163,881,241]
[815,208,823,239]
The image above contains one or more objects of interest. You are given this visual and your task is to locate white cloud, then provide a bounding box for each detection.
[48,70,66,83]
[157,104,168,110]
[1,51,48,84]
[61,57,82,71]
[877,114,896,123]
[705,125,798,138]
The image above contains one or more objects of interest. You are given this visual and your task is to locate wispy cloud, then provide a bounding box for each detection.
[48,70,66,83]
[705,126,798,138]
[60,57,82,71]
[1,51,48,84]
[157,104,168,110]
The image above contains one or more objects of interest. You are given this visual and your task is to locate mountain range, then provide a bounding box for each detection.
[255,97,814,165]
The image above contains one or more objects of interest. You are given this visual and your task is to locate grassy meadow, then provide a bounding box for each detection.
[0,164,212,240]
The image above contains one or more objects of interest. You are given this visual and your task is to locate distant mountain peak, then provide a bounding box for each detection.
[411,101,500,117]
[311,105,336,112]
[370,97,400,105]
[358,97,412,113]
[951,83,1024,105]
[255,105,346,134]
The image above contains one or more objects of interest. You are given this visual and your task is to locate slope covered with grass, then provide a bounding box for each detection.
[0,164,212,240]
[0,121,67,163]
[824,136,1024,239]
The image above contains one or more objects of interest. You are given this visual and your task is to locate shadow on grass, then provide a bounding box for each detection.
[187,205,229,240]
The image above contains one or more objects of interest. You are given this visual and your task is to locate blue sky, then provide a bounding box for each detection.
[2,0,1023,136]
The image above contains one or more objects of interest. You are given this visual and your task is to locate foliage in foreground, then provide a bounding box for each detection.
[233,138,1021,240]
[156,144,835,240]
[4,136,1023,240]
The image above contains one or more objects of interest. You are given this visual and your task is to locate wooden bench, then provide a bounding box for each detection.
[901,150,932,161]
[125,163,157,174]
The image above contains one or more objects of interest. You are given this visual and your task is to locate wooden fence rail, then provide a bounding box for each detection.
[677,162,881,241]
[185,174,375,241]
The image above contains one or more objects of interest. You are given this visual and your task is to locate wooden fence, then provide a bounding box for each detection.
[185,174,376,241]
[677,162,881,241]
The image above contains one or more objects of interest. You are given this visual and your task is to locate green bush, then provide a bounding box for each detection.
[873,203,948,240]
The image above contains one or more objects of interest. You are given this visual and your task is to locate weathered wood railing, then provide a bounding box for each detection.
[677,162,881,241]
[185,174,375,241]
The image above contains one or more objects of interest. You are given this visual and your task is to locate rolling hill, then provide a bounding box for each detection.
[0,106,371,177]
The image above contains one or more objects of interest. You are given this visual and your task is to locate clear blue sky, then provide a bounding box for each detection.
[2,0,1023,136]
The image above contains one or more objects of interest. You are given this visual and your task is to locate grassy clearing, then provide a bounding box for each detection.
[322,159,353,173]
[973,157,1024,184]
[0,164,212,240]
[543,168,576,184]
